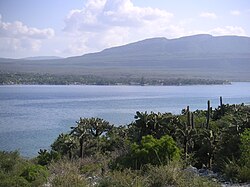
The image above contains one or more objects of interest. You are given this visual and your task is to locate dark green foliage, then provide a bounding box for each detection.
[37,149,60,165]
[51,133,78,159]
[20,165,48,184]
[0,151,20,172]
[0,151,48,187]
[240,128,250,166]
[100,126,130,153]
[206,100,211,129]
[133,111,176,141]
[70,117,113,158]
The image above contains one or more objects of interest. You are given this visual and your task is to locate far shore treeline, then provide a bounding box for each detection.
[0,72,229,85]
[0,98,249,186]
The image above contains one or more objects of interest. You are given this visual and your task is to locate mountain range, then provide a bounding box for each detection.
[1,34,250,81]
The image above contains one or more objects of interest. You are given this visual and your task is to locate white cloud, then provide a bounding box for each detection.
[0,15,54,53]
[62,0,175,55]
[200,12,217,19]
[58,1,249,57]
[64,0,173,31]
[230,10,241,16]
[209,26,246,36]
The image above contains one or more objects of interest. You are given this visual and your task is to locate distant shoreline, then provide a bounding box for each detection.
[0,73,231,86]
[0,82,232,86]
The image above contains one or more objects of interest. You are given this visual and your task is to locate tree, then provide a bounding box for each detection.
[51,133,77,159]
[70,117,113,158]
[70,118,89,158]
[133,111,176,142]
[37,149,60,166]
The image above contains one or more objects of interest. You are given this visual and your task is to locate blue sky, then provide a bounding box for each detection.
[0,0,249,58]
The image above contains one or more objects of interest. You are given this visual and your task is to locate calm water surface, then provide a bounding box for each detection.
[0,83,249,157]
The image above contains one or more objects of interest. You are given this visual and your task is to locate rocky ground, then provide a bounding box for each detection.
[185,166,250,187]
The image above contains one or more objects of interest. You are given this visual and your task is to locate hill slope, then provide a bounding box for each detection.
[1,34,250,81]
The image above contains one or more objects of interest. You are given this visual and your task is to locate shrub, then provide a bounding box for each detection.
[98,169,148,187]
[20,165,48,185]
[240,128,250,166]
[48,159,88,187]
[144,162,181,186]
[237,165,250,182]
[37,149,60,166]
[144,162,219,187]
[0,151,49,187]
[131,135,180,168]
[111,135,180,170]
[222,159,240,182]
[237,128,250,182]
[0,174,30,187]
[0,151,20,172]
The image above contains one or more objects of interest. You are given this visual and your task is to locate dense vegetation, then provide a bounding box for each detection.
[0,72,229,85]
[1,99,249,186]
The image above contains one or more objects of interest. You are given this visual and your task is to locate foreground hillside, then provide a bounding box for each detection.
[0,100,249,186]
[1,34,250,82]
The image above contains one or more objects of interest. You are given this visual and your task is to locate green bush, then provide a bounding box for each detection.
[0,151,20,172]
[131,135,180,168]
[111,135,180,170]
[237,165,250,182]
[240,128,250,166]
[0,151,49,187]
[0,174,30,187]
[20,165,48,185]
[237,128,250,182]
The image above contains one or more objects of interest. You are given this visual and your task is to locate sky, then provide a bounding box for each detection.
[0,0,250,58]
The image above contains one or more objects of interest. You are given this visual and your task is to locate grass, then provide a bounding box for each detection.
[46,158,220,187]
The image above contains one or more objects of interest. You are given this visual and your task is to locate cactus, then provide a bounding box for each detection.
[220,96,224,115]
[206,100,210,129]
[191,112,195,129]
[186,106,190,127]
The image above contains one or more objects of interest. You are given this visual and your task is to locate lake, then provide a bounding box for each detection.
[0,83,250,157]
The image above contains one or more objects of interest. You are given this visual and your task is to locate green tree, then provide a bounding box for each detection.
[37,149,60,166]
[51,133,77,159]
[133,111,176,142]
[70,117,113,158]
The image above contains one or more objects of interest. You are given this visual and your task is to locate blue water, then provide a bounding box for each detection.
[0,83,249,157]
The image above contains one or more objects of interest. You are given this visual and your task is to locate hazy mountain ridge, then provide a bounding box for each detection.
[22,56,63,60]
[0,34,250,81]
[86,34,250,57]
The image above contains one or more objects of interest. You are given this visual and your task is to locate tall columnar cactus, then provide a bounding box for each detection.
[206,100,210,129]
[191,112,195,129]
[220,96,224,115]
[187,106,191,127]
